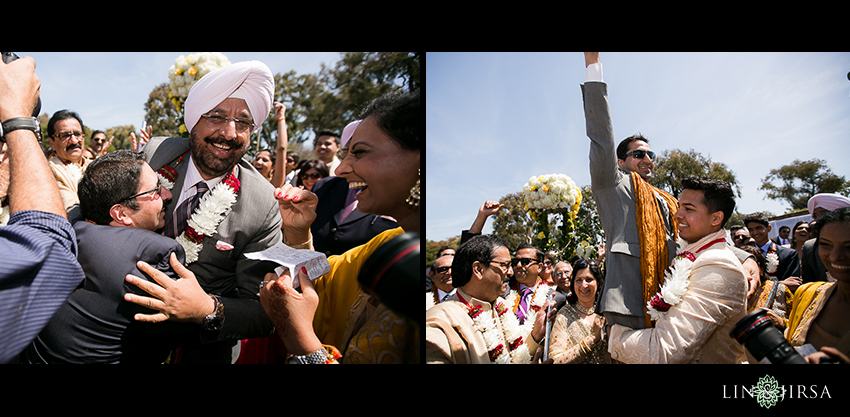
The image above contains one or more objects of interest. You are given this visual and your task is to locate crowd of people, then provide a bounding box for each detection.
[425,52,850,365]
[0,55,419,364]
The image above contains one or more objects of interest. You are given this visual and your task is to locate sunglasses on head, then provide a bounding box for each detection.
[624,149,655,160]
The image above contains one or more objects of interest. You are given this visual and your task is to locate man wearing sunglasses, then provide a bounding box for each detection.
[508,243,551,325]
[426,254,456,308]
[582,52,680,331]
[22,150,195,363]
[427,234,551,363]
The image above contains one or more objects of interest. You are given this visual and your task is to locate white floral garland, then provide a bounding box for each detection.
[765,246,779,274]
[157,158,239,264]
[646,252,695,322]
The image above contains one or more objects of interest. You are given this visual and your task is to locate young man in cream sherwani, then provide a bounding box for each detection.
[607,176,748,364]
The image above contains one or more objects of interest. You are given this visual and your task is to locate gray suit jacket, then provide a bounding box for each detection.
[581,82,678,326]
[144,137,282,356]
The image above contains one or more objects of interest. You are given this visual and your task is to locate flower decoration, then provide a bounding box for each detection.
[168,52,231,135]
[646,251,695,321]
[522,174,582,258]
[175,172,240,263]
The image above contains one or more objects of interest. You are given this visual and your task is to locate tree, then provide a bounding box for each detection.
[759,158,850,212]
[143,83,184,138]
[649,149,741,199]
[491,192,536,252]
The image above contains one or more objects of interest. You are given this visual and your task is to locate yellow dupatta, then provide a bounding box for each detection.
[631,171,679,328]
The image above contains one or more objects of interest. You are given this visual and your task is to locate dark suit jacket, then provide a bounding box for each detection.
[23,220,193,363]
[801,238,827,284]
[769,243,801,281]
[311,176,398,257]
[144,137,282,362]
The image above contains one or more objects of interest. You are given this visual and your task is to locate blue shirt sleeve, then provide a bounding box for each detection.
[0,210,86,363]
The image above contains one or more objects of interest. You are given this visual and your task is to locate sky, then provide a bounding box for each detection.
[426,52,850,242]
[17,52,342,131]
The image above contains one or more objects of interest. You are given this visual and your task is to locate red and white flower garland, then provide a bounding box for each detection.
[156,155,240,263]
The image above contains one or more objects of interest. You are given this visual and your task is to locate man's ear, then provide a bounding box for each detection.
[711,211,724,228]
[109,203,133,226]
[617,158,625,169]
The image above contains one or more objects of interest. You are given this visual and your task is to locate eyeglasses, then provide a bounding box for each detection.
[92,137,107,143]
[573,258,598,268]
[300,172,322,180]
[543,260,553,267]
[511,258,538,267]
[123,185,164,202]
[200,113,255,133]
[434,266,451,274]
[286,158,295,163]
[554,271,571,277]
[732,234,748,241]
[54,131,85,141]
[624,149,655,160]
[486,260,512,273]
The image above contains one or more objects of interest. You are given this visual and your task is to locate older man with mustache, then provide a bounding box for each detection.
[46,110,90,209]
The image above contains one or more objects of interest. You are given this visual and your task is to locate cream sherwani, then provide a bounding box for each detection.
[426,288,536,364]
[609,230,748,364]
[48,156,90,210]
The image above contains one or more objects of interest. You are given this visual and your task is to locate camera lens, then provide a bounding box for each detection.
[730,308,807,364]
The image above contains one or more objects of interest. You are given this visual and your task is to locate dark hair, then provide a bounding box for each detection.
[78,150,147,225]
[256,148,276,164]
[790,221,809,246]
[359,89,419,151]
[430,253,453,271]
[730,225,744,233]
[812,207,850,245]
[312,130,340,148]
[515,242,544,262]
[451,234,509,288]
[90,130,106,139]
[743,212,770,228]
[616,134,649,160]
[779,225,790,232]
[295,159,330,188]
[436,245,455,257]
[681,175,736,227]
[47,110,84,138]
[567,258,604,305]
[287,153,301,165]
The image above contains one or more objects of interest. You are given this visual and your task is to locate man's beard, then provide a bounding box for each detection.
[190,131,247,178]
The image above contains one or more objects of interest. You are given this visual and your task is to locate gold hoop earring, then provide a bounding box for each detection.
[406,169,420,207]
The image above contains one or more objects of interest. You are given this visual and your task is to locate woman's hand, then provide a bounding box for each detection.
[259,266,322,355]
[274,184,317,242]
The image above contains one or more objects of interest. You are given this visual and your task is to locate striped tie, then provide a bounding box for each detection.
[163,181,209,238]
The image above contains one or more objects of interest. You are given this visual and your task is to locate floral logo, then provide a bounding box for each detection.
[752,375,785,409]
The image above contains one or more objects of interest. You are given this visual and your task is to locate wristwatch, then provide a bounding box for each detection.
[0,117,41,142]
[287,346,332,364]
[201,294,225,331]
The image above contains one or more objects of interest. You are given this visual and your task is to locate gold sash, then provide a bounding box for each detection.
[631,171,679,328]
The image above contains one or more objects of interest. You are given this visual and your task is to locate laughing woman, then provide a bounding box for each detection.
[260,89,420,364]
[546,258,611,364]
[786,207,850,358]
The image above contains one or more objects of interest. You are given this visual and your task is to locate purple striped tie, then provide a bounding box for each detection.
[516,287,533,324]
[164,181,209,238]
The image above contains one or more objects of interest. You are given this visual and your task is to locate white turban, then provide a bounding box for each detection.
[807,193,850,214]
[183,60,274,134]
[340,119,361,148]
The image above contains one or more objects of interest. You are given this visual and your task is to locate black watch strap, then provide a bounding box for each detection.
[1,117,41,142]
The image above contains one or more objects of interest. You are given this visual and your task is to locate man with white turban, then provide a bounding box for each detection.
[127,61,284,363]
[801,193,850,284]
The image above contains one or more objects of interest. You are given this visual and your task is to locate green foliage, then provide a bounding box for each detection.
[759,158,850,211]
[649,149,741,199]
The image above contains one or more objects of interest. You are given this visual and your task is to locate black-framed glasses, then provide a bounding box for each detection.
[624,149,655,160]
[434,266,451,274]
[511,258,538,267]
[732,234,748,241]
[200,113,255,133]
[573,258,598,268]
[91,137,107,143]
[123,185,163,202]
